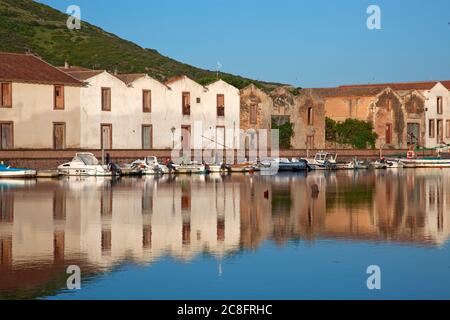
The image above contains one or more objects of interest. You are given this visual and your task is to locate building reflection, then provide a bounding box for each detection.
[1,170,450,297]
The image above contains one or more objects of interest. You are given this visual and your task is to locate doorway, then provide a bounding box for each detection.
[101,124,112,150]
[53,122,66,150]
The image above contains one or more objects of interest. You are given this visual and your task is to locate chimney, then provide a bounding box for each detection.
[114,68,118,75]
[64,60,70,69]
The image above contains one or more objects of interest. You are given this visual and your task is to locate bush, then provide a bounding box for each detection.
[272,120,294,149]
[326,117,378,149]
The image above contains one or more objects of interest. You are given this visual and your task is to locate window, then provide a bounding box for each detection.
[446,120,450,138]
[101,88,111,111]
[217,94,225,117]
[429,119,435,138]
[196,97,201,104]
[53,123,66,150]
[0,122,13,150]
[182,92,190,115]
[142,125,153,150]
[54,85,64,110]
[0,83,12,108]
[437,97,443,115]
[250,105,257,124]
[142,90,152,112]
[307,107,314,125]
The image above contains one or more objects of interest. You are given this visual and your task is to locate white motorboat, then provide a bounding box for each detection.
[130,156,168,175]
[58,153,112,176]
[305,152,338,170]
[0,163,36,178]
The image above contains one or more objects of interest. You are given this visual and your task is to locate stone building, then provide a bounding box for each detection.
[324,81,450,149]
[322,85,428,149]
[240,84,325,150]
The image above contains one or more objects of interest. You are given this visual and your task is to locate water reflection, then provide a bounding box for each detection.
[0,170,450,298]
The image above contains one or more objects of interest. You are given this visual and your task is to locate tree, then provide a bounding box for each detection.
[326,117,378,149]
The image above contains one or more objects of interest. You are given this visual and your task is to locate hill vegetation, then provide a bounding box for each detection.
[0,0,288,90]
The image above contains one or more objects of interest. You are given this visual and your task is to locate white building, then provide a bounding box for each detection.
[0,52,241,153]
[0,52,83,149]
[165,76,240,153]
[423,82,450,148]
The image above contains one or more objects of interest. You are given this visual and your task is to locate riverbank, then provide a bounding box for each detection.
[0,149,434,170]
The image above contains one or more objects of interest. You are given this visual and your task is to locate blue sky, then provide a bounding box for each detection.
[37,0,450,88]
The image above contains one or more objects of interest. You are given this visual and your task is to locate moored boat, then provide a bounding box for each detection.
[0,163,36,178]
[58,153,114,176]
[305,152,338,170]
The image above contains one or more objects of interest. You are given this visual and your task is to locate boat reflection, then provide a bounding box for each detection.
[0,169,449,298]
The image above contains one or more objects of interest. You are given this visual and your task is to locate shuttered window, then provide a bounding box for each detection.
[217,94,225,117]
[182,92,190,115]
[54,85,64,110]
[101,88,111,111]
[143,90,152,112]
[0,83,12,108]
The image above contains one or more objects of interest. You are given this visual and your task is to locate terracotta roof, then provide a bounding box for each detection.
[311,86,387,98]
[0,52,83,86]
[339,80,450,91]
[114,73,147,85]
[64,70,105,81]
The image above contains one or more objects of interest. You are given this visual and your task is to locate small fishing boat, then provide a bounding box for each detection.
[129,156,168,175]
[371,160,388,169]
[305,152,338,170]
[58,153,115,176]
[175,162,209,174]
[345,158,369,170]
[398,157,450,168]
[208,163,232,173]
[385,159,403,169]
[229,163,254,173]
[0,163,36,178]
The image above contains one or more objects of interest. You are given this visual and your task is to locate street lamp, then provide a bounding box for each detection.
[171,126,176,149]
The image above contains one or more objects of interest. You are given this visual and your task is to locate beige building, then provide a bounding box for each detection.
[0,52,83,149]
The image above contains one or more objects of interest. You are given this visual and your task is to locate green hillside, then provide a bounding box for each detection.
[0,0,286,89]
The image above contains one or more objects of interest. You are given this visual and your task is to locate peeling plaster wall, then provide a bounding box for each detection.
[239,85,325,149]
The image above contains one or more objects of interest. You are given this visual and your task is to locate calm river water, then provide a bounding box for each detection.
[1,169,450,300]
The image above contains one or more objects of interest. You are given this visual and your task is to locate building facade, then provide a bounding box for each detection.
[240,84,326,150]
[1,52,241,153]
[0,52,83,150]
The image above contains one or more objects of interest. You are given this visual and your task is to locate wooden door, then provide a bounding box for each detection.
[0,123,13,150]
[142,125,153,150]
[53,123,66,150]
[101,124,112,150]
[385,124,392,145]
